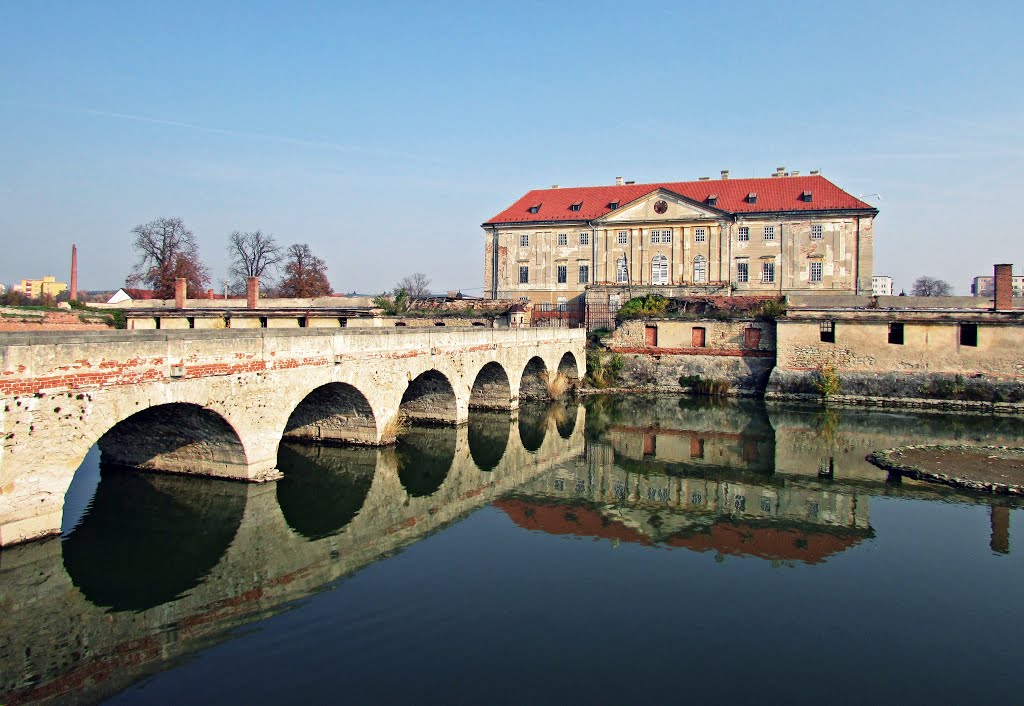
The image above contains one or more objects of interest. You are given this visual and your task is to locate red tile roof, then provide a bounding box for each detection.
[484,175,875,225]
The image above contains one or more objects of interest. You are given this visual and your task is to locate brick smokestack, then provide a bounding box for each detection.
[994,263,1013,311]
[246,276,259,309]
[70,244,78,302]
[174,278,187,309]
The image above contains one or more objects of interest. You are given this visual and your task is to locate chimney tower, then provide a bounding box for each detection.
[70,244,78,302]
[994,263,1013,311]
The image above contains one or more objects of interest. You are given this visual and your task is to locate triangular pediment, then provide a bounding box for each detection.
[595,188,723,223]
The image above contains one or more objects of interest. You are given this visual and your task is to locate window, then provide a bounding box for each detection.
[578,264,589,284]
[557,264,567,283]
[651,255,669,284]
[557,296,567,311]
[810,260,823,283]
[617,230,628,245]
[764,225,775,241]
[761,261,775,283]
[693,255,707,283]
[557,233,568,246]
[820,320,835,343]
[801,191,813,202]
[747,193,757,204]
[528,204,541,214]
[737,260,749,283]
[609,200,620,210]
[570,201,583,211]
[706,195,718,206]
[738,226,750,242]
[609,294,621,311]
[520,234,529,247]
[519,266,529,284]
[694,227,707,243]
[960,323,978,347]
[888,322,904,345]
[650,229,671,244]
[580,232,590,246]
[616,257,628,283]
[811,224,823,240]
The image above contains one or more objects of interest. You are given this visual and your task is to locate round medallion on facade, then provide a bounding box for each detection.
[654,199,668,214]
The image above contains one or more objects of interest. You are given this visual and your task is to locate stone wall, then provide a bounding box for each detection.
[609,318,775,352]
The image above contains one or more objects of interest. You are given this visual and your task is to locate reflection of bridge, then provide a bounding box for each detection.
[0,327,585,545]
[0,406,586,706]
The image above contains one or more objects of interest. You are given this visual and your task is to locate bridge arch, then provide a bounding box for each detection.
[97,402,250,478]
[283,382,379,446]
[519,356,549,401]
[557,351,582,385]
[469,361,513,410]
[400,369,458,425]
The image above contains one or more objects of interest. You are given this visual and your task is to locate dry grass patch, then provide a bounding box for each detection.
[540,370,573,400]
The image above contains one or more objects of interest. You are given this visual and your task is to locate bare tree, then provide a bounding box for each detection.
[278,243,332,298]
[397,272,432,298]
[127,217,210,298]
[227,229,283,292]
[911,276,953,297]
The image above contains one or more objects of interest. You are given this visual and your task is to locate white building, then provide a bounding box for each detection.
[871,275,893,296]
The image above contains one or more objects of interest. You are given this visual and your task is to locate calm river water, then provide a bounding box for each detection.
[2,395,1023,705]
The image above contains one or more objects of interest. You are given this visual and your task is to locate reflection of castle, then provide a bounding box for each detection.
[501,441,872,565]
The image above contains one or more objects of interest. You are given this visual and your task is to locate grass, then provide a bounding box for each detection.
[813,362,842,399]
[379,412,410,443]
[540,370,573,400]
[679,374,730,396]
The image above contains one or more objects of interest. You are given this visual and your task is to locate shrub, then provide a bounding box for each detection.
[540,370,573,400]
[380,412,409,443]
[693,378,730,396]
[617,294,668,320]
[107,311,127,329]
[812,362,841,398]
[755,299,788,321]
[586,351,624,388]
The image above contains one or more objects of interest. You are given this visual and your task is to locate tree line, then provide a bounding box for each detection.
[127,217,332,299]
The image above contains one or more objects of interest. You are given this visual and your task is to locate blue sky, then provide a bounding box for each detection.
[2,0,1021,294]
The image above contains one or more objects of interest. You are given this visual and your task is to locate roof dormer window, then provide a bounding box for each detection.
[801,191,813,202]
[706,194,718,206]
[608,201,619,210]
[528,203,542,214]
[570,200,583,212]
[747,193,757,204]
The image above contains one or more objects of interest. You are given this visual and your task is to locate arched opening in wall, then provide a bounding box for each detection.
[557,352,580,386]
[469,362,512,410]
[62,467,247,612]
[96,403,248,477]
[284,383,378,446]
[395,426,457,497]
[519,356,549,401]
[468,410,512,472]
[518,401,548,453]
[276,443,377,540]
[400,370,458,425]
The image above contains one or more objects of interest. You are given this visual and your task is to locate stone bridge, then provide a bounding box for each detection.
[0,406,586,705]
[0,326,586,545]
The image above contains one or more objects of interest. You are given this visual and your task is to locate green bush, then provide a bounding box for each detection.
[812,363,841,398]
[755,299,788,321]
[586,351,624,388]
[617,294,668,320]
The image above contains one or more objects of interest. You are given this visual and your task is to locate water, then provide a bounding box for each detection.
[2,396,1023,705]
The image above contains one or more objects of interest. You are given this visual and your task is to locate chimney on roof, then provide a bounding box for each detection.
[69,243,78,302]
[810,169,820,175]
[551,184,559,189]
[246,276,259,309]
[699,176,710,181]
[720,170,729,180]
[615,176,624,186]
[791,170,800,176]
[994,263,1013,311]
[625,180,635,185]
[773,166,786,177]
[174,278,187,309]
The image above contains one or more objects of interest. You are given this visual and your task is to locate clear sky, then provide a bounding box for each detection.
[2,0,1021,295]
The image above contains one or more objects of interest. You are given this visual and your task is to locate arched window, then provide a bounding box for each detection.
[651,255,669,285]
[693,255,707,283]
[616,257,628,283]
